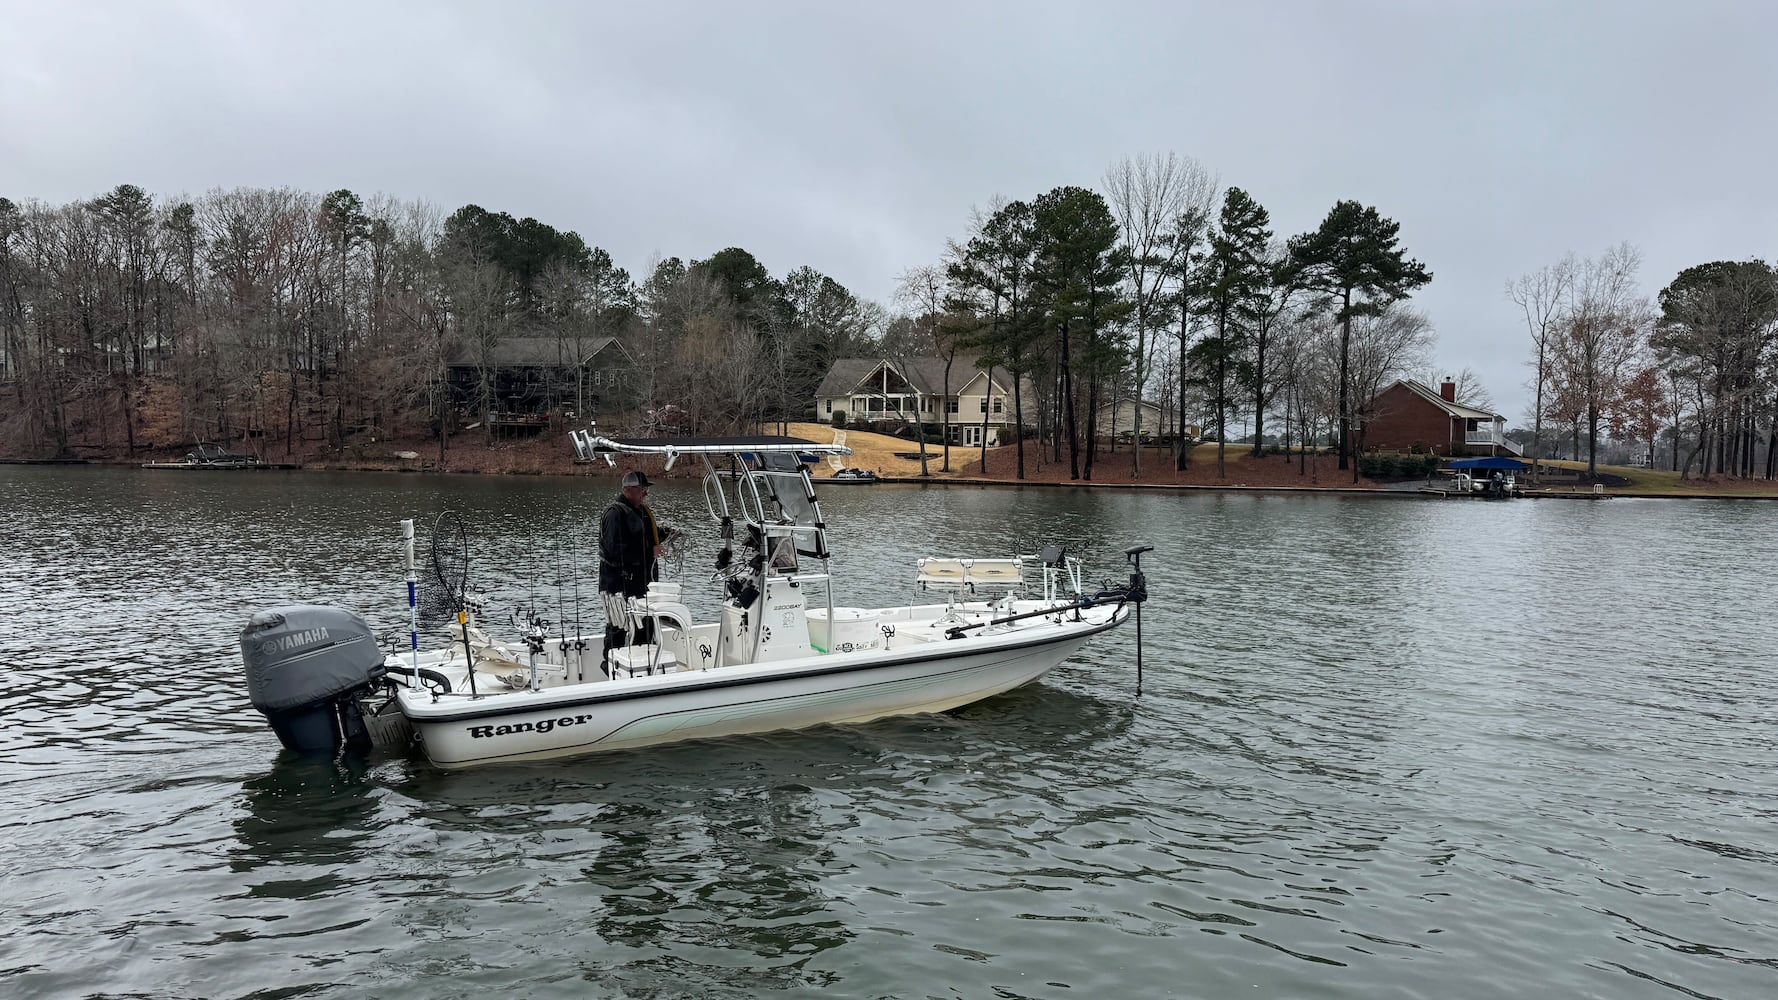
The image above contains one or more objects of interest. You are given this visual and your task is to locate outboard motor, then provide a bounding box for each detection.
[241,605,386,756]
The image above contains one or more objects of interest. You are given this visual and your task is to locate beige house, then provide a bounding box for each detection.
[814,358,1028,447]
[1095,397,1168,441]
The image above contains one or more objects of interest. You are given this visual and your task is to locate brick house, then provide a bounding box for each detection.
[1363,379,1520,456]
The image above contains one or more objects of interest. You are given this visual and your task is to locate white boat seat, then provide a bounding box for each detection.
[608,644,679,677]
[916,557,1025,597]
[629,598,694,636]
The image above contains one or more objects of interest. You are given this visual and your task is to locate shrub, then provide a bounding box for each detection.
[1358,454,1398,478]
[831,410,847,429]
[1359,453,1440,479]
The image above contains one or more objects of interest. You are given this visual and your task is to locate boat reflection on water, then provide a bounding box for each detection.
[231,755,382,899]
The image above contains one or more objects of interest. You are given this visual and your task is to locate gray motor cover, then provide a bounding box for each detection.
[241,605,385,712]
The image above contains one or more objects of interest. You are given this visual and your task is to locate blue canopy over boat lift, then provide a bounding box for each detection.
[1446,457,1530,471]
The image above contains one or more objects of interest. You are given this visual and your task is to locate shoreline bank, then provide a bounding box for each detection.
[10,453,1775,501]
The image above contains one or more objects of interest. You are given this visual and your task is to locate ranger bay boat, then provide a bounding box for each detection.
[240,434,1151,768]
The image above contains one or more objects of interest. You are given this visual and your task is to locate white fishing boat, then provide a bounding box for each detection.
[240,434,1151,769]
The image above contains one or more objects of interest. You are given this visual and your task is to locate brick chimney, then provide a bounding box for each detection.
[1440,378,1456,402]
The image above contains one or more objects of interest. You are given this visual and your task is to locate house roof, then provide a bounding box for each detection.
[1097,395,1164,411]
[815,357,1012,398]
[446,335,624,368]
[814,359,884,397]
[1391,380,1504,421]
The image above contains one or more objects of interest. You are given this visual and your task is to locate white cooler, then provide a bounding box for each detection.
[806,607,882,654]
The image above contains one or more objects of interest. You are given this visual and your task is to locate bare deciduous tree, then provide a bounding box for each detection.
[1104,152,1215,477]
[1508,254,1575,479]
[1552,243,1649,477]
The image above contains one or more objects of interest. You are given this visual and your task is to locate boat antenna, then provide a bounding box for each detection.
[1124,543,1153,696]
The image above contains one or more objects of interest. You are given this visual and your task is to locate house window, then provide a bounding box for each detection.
[992,399,1003,414]
[825,400,832,413]
[979,399,988,413]
[946,399,959,414]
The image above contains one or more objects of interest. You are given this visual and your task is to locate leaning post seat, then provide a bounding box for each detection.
[627,586,694,661]
[916,557,1025,599]
[607,644,680,677]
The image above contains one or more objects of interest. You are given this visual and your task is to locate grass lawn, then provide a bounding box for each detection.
[1531,459,1778,497]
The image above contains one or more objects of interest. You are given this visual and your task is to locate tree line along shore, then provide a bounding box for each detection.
[2,155,1773,484]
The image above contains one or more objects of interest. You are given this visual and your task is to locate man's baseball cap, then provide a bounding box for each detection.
[622,470,652,488]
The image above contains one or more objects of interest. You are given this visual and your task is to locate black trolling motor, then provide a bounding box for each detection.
[940,542,1154,695]
[1123,544,1153,696]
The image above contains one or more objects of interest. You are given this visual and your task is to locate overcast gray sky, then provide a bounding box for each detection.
[5,0,1775,421]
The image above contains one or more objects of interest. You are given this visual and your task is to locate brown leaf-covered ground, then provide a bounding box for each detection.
[0,381,1367,490]
[802,424,1368,491]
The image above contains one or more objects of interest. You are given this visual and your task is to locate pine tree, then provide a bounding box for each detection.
[1189,188,1271,479]
[1288,201,1432,480]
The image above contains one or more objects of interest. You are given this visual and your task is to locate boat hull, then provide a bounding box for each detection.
[397,612,1121,768]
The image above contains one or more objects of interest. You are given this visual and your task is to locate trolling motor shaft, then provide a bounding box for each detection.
[1124,544,1153,696]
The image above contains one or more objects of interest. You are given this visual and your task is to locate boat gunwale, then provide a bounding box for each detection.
[395,607,1128,722]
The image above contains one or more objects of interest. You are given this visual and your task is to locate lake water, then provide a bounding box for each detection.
[2,466,1774,999]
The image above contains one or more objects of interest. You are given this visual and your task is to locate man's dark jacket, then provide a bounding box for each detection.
[599,495,659,596]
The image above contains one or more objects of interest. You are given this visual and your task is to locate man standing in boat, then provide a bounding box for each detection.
[599,470,670,663]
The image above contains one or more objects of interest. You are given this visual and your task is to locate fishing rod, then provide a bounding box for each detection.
[554,533,570,662]
[570,526,586,672]
[526,565,548,692]
[401,519,419,674]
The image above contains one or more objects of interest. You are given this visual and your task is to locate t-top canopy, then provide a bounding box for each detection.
[571,430,850,467]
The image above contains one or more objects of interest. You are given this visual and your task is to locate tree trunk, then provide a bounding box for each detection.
[1175,307,1189,471]
[1013,363,1027,481]
[120,374,137,457]
[1061,325,1080,481]
[1337,290,1351,471]
[940,360,953,472]
[1586,403,1599,478]
[1250,331,1266,459]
